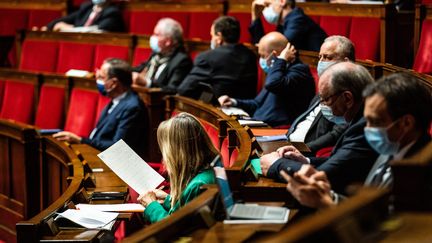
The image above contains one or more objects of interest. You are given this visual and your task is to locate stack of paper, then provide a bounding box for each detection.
[55,209,118,229]
[220,107,250,117]
[76,203,145,213]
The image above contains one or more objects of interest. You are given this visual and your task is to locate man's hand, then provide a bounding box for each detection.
[52,131,82,144]
[251,0,268,21]
[276,145,308,164]
[137,191,157,207]
[280,165,334,209]
[132,71,147,86]
[53,22,74,32]
[278,42,297,63]
[218,95,234,107]
[260,151,281,176]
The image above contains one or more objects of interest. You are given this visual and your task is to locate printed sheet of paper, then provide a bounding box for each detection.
[76,203,145,213]
[220,107,249,117]
[97,139,165,194]
[56,209,118,229]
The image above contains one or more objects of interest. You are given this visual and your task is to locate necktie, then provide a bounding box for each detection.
[369,156,392,186]
[84,10,99,27]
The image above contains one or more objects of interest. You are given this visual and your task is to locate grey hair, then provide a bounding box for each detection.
[323,35,356,61]
[328,62,373,103]
[157,18,184,46]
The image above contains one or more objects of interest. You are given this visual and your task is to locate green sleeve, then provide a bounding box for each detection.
[143,199,171,224]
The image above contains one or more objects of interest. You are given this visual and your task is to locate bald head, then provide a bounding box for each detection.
[320,62,373,104]
[257,32,288,58]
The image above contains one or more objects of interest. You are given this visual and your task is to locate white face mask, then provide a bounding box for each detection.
[262,6,280,25]
[317,61,336,77]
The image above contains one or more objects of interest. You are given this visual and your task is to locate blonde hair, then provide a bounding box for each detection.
[157,112,219,207]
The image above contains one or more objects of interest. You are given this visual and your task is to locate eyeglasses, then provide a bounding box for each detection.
[319,91,345,106]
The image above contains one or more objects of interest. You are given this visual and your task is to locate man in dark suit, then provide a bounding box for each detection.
[218,32,315,127]
[178,16,258,100]
[44,0,125,32]
[261,62,378,193]
[53,58,148,156]
[287,35,355,153]
[250,0,327,51]
[279,73,432,209]
[132,18,193,93]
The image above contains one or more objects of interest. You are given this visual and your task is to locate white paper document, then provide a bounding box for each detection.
[238,119,267,127]
[97,139,165,194]
[76,203,145,213]
[66,69,90,77]
[255,135,287,142]
[221,107,249,117]
[56,209,118,229]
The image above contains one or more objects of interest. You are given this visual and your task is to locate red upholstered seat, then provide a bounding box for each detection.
[94,94,111,127]
[57,42,95,73]
[260,15,277,34]
[413,20,432,74]
[188,12,219,40]
[73,0,87,8]
[0,9,28,36]
[28,9,63,29]
[309,66,319,93]
[20,40,59,72]
[35,85,65,129]
[316,146,333,158]
[309,15,321,25]
[64,88,99,137]
[129,11,159,35]
[0,80,5,109]
[422,0,432,3]
[349,17,380,61]
[94,45,129,71]
[320,16,351,37]
[228,12,252,43]
[132,47,152,66]
[220,138,231,167]
[0,80,35,124]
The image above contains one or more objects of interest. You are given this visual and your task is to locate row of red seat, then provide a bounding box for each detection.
[0,71,109,138]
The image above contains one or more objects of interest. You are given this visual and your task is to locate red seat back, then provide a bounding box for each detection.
[132,47,152,66]
[228,12,252,44]
[260,15,277,35]
[0,80,5,109]
[28,9,63,29]
[35,85,65,129]
[129,11,159,35]
[188,12,218,40]
[94,45,129,71]
[0,9,28,36]
[94,94,111,127]
[319,16,351,37]
[309,15,321,25]
[64,88,99,137]
[57,42,95,73]
[20,40,59,72]
[349,17,380,61]
[413,20,432,74]
[0,80,35,124]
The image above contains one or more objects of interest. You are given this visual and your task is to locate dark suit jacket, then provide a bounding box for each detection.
[133,49,193,93]
[287,95,348,153]
[268,108,379,193]
[363,132,431,188]
[46,2,125,32]
[236,58,315,127]
[177,43,258,100]
[249,7,327,51]
[81,91,148,157]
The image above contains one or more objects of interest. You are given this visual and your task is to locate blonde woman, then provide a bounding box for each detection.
[138,112,218,223]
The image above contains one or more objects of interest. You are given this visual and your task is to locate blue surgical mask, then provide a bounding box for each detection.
[92,0,106,5]
[320,104,347,125]
[317,61,336,77]
[364,122,401,155]
[96,79,107,96]
[150,35,161,53]
[262,6,279,25]
[259,57,272,73]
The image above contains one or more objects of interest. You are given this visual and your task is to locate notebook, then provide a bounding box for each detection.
[211,156,289,224]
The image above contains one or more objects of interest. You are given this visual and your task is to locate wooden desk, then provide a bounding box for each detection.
[379,212,432,242]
